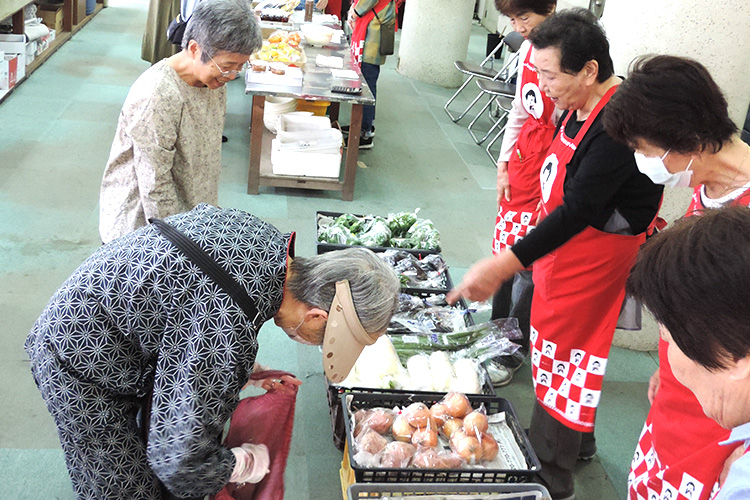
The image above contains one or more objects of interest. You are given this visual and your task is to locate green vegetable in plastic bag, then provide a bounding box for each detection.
[406,219,441,250]
[333,213,364,233]
[320,225,360,245]
[386,212,417,237]
[358,218,392,247]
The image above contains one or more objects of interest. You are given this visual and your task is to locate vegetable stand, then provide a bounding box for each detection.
[245,24,374,201]
[341,392,541,483]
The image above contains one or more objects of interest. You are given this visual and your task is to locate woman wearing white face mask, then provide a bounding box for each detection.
[603,55,750,500]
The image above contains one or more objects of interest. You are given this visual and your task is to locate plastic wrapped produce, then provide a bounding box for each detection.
[356,428,388,455]
[406,219,440,250]
[378,441,416,468]
[319,224,359,245]
[358,218,392,247]
[354,408,396,436]
[386,212,418,237]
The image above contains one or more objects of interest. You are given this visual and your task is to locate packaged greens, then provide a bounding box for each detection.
[388,318,523,364]
[334,213,364,233]
[319,225,359,245]
[317,210,441,251]
[406,219,440,250]
[386,212,418,237]
[358,218,392,247]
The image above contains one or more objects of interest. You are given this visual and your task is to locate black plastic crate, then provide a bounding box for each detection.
[348,482,550,500]
[326,366,496,451]
[316,211,442,255]
[341,392,540,484]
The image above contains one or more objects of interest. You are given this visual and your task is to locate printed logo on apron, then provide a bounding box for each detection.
[540,153,558,204]
[522,82,544,119]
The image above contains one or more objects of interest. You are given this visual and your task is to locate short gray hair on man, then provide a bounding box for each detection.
[182,0,262,63]
[287,248,400,335]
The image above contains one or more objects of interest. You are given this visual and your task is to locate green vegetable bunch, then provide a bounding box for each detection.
[317,211,441,250]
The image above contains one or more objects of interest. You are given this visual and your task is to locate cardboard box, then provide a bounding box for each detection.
[25,41,37,65]
[75,0,86,24]
[0,54,21,90]
[37,4,64,34]
[0,34,26,56]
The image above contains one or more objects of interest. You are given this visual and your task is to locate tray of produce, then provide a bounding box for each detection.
[317,210,441,254]
[326,319,523,450]
[347,482,550,500]
[342,391,540,483]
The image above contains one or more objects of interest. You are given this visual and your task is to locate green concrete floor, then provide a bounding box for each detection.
[0,2,658,499]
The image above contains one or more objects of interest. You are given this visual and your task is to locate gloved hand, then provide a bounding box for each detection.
[229,443,270,484]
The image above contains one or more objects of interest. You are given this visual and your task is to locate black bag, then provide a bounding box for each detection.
[166,13,189,46]
[373,3,395,56]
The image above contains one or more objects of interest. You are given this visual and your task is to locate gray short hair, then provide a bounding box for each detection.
[182,0,262,62]
[287,248,400,335]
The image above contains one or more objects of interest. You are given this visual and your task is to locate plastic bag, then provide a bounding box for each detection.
[378,250,448,289]
[386,212,417,237]
[358,218,392,247]
[406,219,440,250]
[211,370,298,500]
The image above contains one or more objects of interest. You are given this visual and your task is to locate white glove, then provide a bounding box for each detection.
[229,443,270,484]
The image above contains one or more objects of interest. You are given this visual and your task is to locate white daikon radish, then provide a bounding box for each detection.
[452,358,482,394]
[406,354,433,391]
[429,351,454,391]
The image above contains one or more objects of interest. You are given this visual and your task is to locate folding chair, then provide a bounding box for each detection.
[443,31,525,124]
[467,78,516,145]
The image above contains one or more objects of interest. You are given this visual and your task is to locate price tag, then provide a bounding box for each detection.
[401,335,419,344]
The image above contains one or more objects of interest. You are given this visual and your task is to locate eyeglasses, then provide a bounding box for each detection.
[209,56,249,78]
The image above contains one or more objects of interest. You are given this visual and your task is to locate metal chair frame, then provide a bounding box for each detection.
[467,78,516,145]
[443,31,525,124]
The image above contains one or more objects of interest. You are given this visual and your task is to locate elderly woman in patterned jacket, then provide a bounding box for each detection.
[99,0,262,244]
[25,204,400,500]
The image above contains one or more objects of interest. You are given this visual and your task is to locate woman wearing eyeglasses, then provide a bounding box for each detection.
[99,0,261,244]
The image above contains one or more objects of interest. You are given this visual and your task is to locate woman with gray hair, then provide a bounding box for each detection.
[99,0,262,244]
[25,204,399,499]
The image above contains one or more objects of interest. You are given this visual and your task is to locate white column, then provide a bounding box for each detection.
[602,0,750,350]
[396,0,475,88]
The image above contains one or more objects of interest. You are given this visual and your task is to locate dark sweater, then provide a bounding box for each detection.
[511,109,664,267]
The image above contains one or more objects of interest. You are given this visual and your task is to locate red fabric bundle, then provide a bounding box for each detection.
[212,370,298,500]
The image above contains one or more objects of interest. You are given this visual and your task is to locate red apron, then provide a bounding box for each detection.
[627,186,750,500]
[349,0,392,67]
[529,86,644,432]
[492,46,556,255]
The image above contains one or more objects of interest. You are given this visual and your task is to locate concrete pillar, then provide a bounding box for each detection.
[396,0,474,88]
[602,0,750,351]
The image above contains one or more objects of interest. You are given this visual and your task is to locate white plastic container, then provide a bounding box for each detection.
[263,96,297,133]
[271,128,343,178]
[276,113,331,139]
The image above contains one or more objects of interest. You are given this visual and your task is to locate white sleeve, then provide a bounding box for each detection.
[498,40,532,163]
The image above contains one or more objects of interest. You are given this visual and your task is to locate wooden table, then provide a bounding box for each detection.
[245,32,375,201]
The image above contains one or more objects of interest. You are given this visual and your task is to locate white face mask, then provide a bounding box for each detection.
[634,150,694,188]
[282,318,318,346]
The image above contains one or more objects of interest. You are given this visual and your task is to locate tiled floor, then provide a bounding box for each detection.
[0,2,657,499]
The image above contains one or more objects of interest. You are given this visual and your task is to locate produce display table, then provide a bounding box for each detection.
[244,24,374,201]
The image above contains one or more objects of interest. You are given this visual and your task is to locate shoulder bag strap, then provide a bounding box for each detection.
[150,218,263,330]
